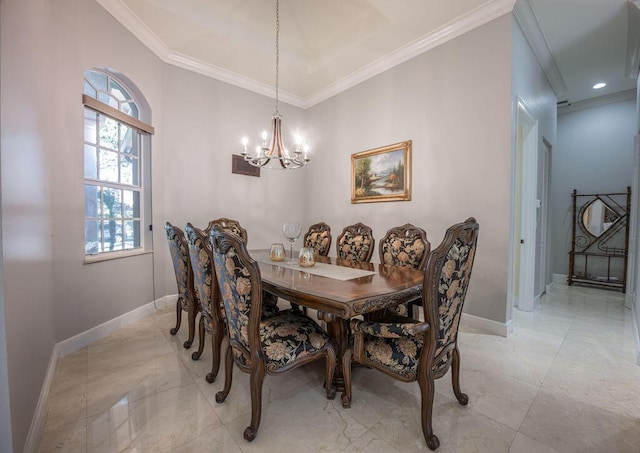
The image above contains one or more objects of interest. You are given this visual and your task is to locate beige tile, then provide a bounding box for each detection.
[519,390,640,452]
[508,432,560,453]
[435,367,539,430]
[86,382,223,452]
[370,394,516,453]
[341,429,401,453]
[38,418,86,453]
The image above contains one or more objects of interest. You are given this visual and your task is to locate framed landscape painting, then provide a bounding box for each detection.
[351,140,412,204]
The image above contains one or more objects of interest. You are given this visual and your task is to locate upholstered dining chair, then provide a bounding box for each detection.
[165,222,199,349]
[209,226,337,442]
[303,222,332,256]
[336,222,375,263]
[185,223,226,383]
[377,223,430,318]
[186,220,280,371]
[342,218,479,450]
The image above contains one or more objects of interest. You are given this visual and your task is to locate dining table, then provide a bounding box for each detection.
[251,250,424,401]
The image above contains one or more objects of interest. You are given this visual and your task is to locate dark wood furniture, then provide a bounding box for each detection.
[342,217,479,450]
[255,250,424,392]
[568,188,631,292]
[204,217,248,241]
[377,223,430,317]
[336,222,375,262]
[164,222,199,349]
[185,223,225,383]
[304,222,332,256]
[209,227,337,442]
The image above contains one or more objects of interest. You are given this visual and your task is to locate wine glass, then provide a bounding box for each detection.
[282,222,301,263]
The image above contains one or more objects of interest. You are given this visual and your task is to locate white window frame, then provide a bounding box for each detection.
[83,70,154,262]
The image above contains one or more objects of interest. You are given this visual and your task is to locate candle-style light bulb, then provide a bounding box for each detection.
[303,145,310,161]
[241,136,248,154]
[261,130,268,146]
[255,145,262,157]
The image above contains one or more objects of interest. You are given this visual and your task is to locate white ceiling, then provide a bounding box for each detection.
[97,0,637,108]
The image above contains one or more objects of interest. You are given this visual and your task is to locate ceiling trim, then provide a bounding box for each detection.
[626,0,640,79]
[97,0,517,109]
[304,0,517,108]
[558,89,637,115]
[513,0,567,99]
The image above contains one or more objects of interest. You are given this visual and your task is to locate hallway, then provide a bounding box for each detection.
[38,284,640,452]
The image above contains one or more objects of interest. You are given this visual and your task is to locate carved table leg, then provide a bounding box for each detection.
[319,312,350,393]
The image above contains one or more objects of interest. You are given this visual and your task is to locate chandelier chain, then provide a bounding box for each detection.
[275,0,280,114]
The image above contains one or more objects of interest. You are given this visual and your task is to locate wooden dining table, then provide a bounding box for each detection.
[252,250,424,395]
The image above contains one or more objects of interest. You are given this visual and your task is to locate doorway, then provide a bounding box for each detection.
[538,138,552,298]
[511,98,539,313]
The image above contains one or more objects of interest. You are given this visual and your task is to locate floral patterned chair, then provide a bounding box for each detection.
[336,222,375,263]
[342,218,479,451]
[204,217,248,242]
[165,222,199,349]
[186,222,281,382]
[377,223,430,318]
[210,226,337,442]
[303,222,332,257]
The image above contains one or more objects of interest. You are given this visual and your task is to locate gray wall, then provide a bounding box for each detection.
[510,18,558,303]
[306,15,513,323]
[1,0,57,449]
[551,100,636,277]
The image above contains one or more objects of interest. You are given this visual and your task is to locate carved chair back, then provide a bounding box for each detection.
[420,217,479,377]
[303,222,332,256]
[185,223,222,332]
[205,218,248,243]
[336,222,375,263]
[379,223,430,270]
[165,222,196,311]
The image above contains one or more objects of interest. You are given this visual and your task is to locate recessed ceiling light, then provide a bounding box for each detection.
[593,82,607,89]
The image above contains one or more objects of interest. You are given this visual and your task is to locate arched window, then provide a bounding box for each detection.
[83,69,154,259]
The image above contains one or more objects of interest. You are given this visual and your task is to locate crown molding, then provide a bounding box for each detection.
[513,0,567,99]
[304,0,517,107]
[98,0,516,109]
[558,89,637,115]
[627,1,640,79]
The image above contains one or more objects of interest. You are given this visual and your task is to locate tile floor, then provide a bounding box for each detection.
[39,285,640,452]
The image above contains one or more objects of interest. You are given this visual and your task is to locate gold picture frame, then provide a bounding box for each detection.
[351,140,412,204]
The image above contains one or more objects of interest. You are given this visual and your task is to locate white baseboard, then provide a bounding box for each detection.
[546,282,553,293]
[22,344,60,453]
[553,274,568,286]
[154,294,177,310]
[461,312,510,337]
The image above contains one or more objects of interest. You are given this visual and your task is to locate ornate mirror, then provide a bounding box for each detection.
[581,198,620,237]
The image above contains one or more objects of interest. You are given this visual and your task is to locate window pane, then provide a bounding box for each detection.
[133,220,141,248]
[110,79,131,102]
[84,109,97,144]
[84,145,97,179]
[83,80,96,98]
[103,220,123,251]
[123,220,135,249]
[85,70,108,93]
[84,184,99,218]
[102,187,122,218]
[122,102,139,119]
[85,220,100,254]
[98,116,118,150]
[99,149,119,182]
[121,190,140,218]
[98,92,119,109]
[120,155,139,186]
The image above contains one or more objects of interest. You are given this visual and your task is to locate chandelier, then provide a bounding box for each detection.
[240,0,309,169]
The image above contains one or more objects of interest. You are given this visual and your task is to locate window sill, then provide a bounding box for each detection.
[84,249,154,264]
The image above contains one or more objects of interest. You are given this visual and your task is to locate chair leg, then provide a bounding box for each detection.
[215,344,234,403]
[244,366,266,442]
[340,348,352,408]
[184,302,197,349]
[206,327,225,383]
[451,346,468,405]
[418,372,439,450]
[191,317,205,360]
[170,298,182,335]
[325,347,337,400]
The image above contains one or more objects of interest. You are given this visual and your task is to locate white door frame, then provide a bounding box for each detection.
[539,138,552,295]
[508,98,539,313]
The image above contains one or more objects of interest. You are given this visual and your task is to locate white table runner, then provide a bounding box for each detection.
[251,250,376,281]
